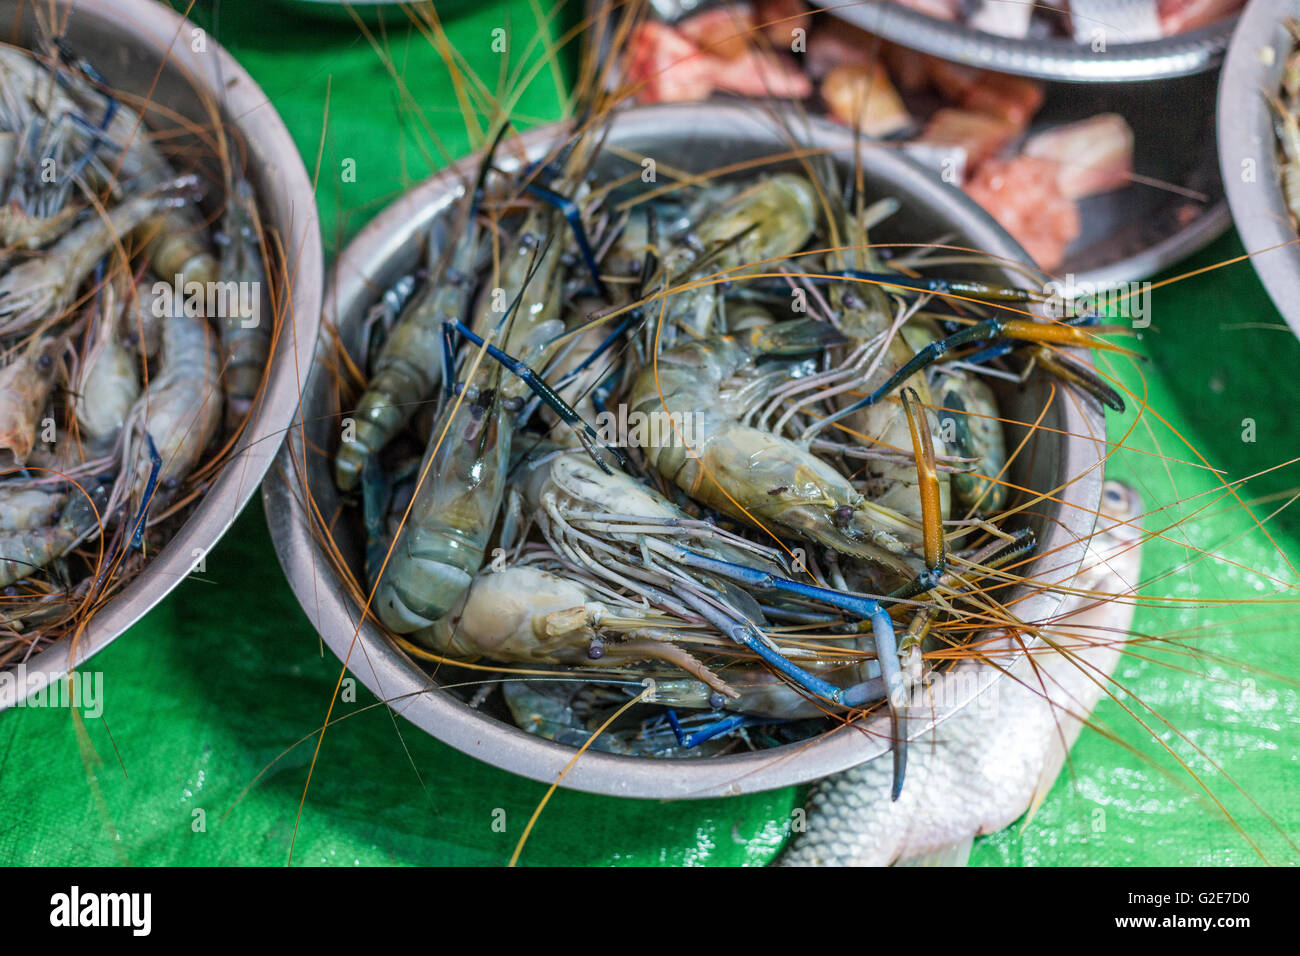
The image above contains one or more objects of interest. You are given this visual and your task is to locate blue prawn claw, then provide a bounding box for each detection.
[446,319,623,474]
[128,433,161,550]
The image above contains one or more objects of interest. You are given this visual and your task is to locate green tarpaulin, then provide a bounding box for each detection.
[0,0,1295,866]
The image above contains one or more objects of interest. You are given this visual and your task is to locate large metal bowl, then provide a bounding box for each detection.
[1219,0,1300,335]
[819,1,1237,82]
[264,102,1104,798]
[0,0,323,709]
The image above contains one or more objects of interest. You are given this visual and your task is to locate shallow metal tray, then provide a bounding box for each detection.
[1035,70,1230,287]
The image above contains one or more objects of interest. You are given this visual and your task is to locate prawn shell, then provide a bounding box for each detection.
[0,341,60,464]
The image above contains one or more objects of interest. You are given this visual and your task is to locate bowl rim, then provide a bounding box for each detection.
[0,0,324,709]
[1218,0,1300,335]
[816,1,1237,83]
[264,101,1104,798]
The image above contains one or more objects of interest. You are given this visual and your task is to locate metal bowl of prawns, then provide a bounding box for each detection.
[266,99,1109,799]
[0,0,322,707]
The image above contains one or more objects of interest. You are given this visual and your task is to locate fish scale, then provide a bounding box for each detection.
[1069,0,1163,44]
[778,481,1144,866]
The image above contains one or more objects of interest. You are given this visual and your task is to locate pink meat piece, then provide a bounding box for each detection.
[714,48,813,99]
[678,5,757,60]
[627,19,810,103]
[918,108,1020,169]
[821,63,911,137]
[1023,113,1134,199]
[1157,0,1244,36]
[925,55,983,100]
[627,21,717,103]
[964,155,1081,272]
[960,72,1046,128]
[921,57,1044,129]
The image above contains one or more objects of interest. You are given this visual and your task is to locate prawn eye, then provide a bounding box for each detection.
[833,504,854,528]
[1104,487,1124,506]
[707,692,725,711]
[36,353,53,371]
[163,477,180,491]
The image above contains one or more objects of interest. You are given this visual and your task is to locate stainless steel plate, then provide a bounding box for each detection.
[1219,0,1300,334]
[817,1,1238,82]
[1037,69,1230,287]
[0,0,323,708]
[264,101,1104,799]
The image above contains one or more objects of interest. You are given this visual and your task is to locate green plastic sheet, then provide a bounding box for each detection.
[0,0,1296,867]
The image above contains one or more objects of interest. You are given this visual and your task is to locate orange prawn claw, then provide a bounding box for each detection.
[1000,318,1137,355]
[900,386,945,574]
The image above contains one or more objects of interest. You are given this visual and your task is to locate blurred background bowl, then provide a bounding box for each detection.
[264,101,1104,799]
[583,1,1230,295]
[0,0,323,709]
[1218,0,1300,335]
[818,0,1237,82]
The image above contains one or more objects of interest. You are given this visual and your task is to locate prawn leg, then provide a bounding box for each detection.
[667,581,865,703]
[828,270,1048,304]
[128,434,161,550]
[522,179,607,297]
[885,388,948,602]
[665,576,898,711]
[667,545,907,793]
[665,709,780,749]
[361,455,393,585]
[954,309,1101,367]
[519,315,631,423]
[813,316,1130,435]
[658,543,888,622]
[445,318,622,473]
[514,114,609,294]
[52,36,120,129]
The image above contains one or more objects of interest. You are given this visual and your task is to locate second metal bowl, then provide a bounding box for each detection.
[1219,0,1300,335]
[265,102,1104,799]
[0,0,323,709]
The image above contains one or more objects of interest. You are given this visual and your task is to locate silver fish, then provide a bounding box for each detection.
[1068,0,1162,45]
[778,480,1144,866]
[966,0,1035,38]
